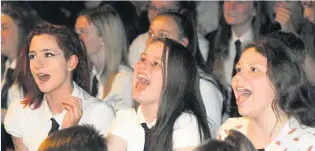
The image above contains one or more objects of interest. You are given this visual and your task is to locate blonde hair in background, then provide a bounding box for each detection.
[82,5,129,99]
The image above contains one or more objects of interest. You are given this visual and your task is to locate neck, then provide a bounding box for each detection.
[46,81,74,115]
[88,46,106,74]
[231,20,252,38]
[141,103,158,124]
[249,108,288,139]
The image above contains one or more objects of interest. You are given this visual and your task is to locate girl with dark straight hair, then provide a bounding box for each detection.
[108,38,210,151]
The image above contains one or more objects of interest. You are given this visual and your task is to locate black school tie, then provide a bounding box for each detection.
[232,40,241,76]
[1,68,14,109]
[141,123,152,151]
[231,40,241,117]
[91,75,99,97]
[48,118,59,136]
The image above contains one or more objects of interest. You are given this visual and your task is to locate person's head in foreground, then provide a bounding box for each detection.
[38,124,107,151]
[197,130,256,151]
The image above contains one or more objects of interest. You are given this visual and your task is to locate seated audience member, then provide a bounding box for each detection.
[300,1,315,86]
[75,5,133,111]
[267,1,304,34]
[218,31,315,151]
[1,2,41,150]
[196,130,256,151]
[107,39,211,151]
[38,124,107,151]
[4,22,115,151]
[128,0,209,68]
[205,1,270,117]
[146,11,226,135]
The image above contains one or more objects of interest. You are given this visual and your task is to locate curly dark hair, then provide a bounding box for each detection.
[245,31,315,127]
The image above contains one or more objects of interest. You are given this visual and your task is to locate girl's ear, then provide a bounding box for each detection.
[180,37,189,47]
[67,55,79,71]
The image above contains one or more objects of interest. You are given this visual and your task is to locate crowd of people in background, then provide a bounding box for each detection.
[1,1,315,151]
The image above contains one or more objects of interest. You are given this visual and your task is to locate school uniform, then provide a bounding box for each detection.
[199,72,224,136]
[1,59,24,109]
[206,28,254,118]
[109,106,202,151]
[90,64,134,112]
[4,82,115,151]
[1,59,24,150]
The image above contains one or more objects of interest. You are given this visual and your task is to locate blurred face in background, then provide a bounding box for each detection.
[147,1,180,22]
[301,1,315,23]
[1,14,19,60]
[147,15,188,47]
[75,16,104,56]
[223,1,256,27]
[267,1,303,29]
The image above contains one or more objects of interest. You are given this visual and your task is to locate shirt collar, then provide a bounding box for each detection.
[231,28,254,44]
[92,65,103,81]
[136,105,157,129]
[43,82,82,123]
[5,58,17,70]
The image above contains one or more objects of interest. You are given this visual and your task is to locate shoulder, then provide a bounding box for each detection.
[116,65,133,79]
[6,99,32,115]
[109,109,140,140]
[112,108,138,127]
[77,86,115,117]
[173,112,202,149]
[296,128,315,151]
[285,119,315,150]
[4,99,35,137]
[218,117,249,140]
[174,112,198,127]
[199,77,220,93]
[130,32,148,47]
[199,78,223,101]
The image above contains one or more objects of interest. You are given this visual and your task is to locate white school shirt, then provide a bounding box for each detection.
[128,32,209,68]
[199,77,223,137]
[1,59,24,108]
[224,28,254,86]
[4,82,115,151]
[218,117,315,151]
[109,107,202,151]
[90,65,134,112]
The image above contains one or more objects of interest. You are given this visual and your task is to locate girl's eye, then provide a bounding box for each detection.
[140,57,145,62]
[45,53,55,57]
[250,67,258,72]
[28,54,36,59]
[148,31,154,38]
[157,33,167,39]
[152,61,160,67]
[236,67,241,72]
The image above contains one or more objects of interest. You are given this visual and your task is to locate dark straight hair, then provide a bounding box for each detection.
[20,22,89,109]
[148,38,211,151]
[157,11,228,115]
